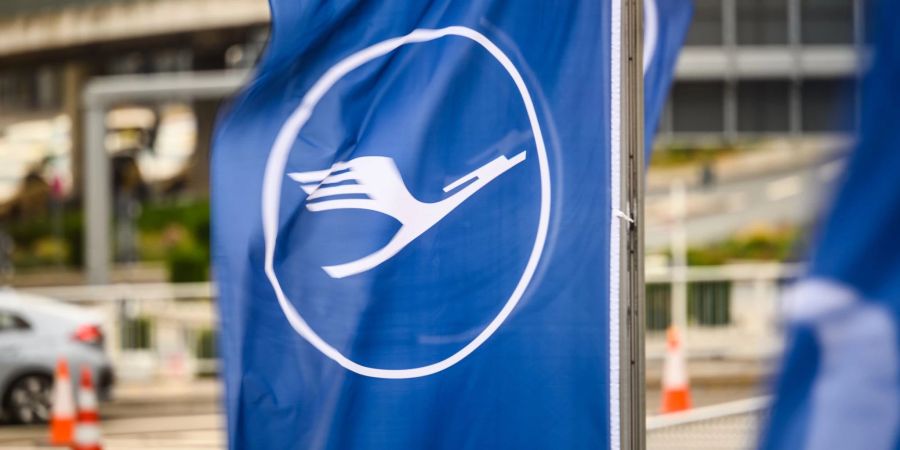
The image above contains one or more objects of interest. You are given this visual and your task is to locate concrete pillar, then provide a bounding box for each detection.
[186,99,220,196]
[62,63,89,201]
[84,103,111,284]
[722,0,738,144]
[788,0,803,142]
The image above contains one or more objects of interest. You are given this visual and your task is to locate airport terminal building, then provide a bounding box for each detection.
[0,0,866,204]
[658,0,863,143]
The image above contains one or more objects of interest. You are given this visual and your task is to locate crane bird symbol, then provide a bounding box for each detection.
[288,151,526,279]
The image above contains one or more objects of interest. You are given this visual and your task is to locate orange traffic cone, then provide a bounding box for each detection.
[50,358,75,445]
[660,325,692,413]
[73,366,103,450]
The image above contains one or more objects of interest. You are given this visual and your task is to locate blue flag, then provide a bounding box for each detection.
[760,1,900,449]
[643,0,691,155]
[212,1,687,448]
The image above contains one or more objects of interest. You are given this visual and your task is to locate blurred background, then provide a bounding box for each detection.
[0,0,864,448]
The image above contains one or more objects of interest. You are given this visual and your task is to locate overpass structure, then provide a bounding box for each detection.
[0,0,270,282]
[0,0,268,58]
[0,0,270,201]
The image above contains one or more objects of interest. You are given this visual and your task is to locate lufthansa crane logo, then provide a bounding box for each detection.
[260,26,551,379]
[289,152,526,279]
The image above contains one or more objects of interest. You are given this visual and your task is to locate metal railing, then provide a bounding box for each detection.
[18,262,803,378]
[647,397,770,450]
[23,282,217,381]
[645,263,803,359]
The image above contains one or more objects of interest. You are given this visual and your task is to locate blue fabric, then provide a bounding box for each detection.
[212,1,686,449]
[643,0,692,155]
[758,325,820,450]
[760,1,900,448]
[807,2,900,302]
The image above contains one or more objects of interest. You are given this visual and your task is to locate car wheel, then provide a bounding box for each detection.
[4,374,53,425]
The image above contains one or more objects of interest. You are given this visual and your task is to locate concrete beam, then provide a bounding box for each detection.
[676,47,860,81]
[84,105,110,285]
[83,70,249,107]
[0,0,269,57]
[82,69,247,284]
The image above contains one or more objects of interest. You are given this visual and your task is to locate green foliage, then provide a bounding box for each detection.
[7,218,52,249]
[649,144,738,168]
[685,227,801,266]
[121,316,152,350]
[166,243,208,283]
[195,328,217,360]
[63,213,84,267]
[4,199,212,274]
[139,200,211,281]
[6,211,83,268]
[138,200,209,233]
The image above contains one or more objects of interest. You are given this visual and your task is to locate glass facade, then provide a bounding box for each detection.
[736,0,789,46]
[685,0,723,46]
[737,81,791,133]
[802,79,856,132]
[682,0,857,48]
[662,0,861,139]
[0,70,57,113]
[0,0,141,17]
[672,82,726,133]
[801,0,855,45]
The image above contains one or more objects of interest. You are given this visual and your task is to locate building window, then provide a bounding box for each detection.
[35,66,60,110]
[737,0,789,46]
[737,81,790,133]
[672,81,725,133]
[685,0,723,46]
[801,79,856,132]
[801,0,854,45]
[0,70,40,112]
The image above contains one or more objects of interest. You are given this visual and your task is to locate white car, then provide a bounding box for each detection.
[0,288,113,424]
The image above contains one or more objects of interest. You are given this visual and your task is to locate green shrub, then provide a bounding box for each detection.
[685,227,801,266]
[195,328,217,359]
[649,144,738,167]
[138,200,209,233]
[167,244,209,282]
[63,213,84,267]
[121,316,153,350]
[8,218,51,249]
[192,214,210,254]
[138,199,210,267]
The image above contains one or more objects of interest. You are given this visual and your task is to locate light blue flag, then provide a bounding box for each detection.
[643,0,692,155]
[211,1,687,449]
[760,0,900,448]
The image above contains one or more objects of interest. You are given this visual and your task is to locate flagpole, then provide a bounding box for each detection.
[619,0,645,448]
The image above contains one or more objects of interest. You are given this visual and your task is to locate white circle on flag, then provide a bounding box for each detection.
[260,26,551,379]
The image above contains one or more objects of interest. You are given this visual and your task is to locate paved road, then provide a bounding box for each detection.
[0,375,762,449]
[646,155,844,251]
[646,385,761,414]
[0,414,223,449]
[0,380,224,449]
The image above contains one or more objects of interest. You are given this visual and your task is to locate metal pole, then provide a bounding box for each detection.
[722,0,737,144]
[620,0,645,448]
[852,0,865,132]
[80,70,246,285]
[670,180,688,333]
[84,102,111,284]
[788,0,803,141]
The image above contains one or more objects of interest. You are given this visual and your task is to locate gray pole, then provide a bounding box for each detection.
[84,102,111,284]
[669,180,688,334]
[620,0,645,448]
[80,70,247,285]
